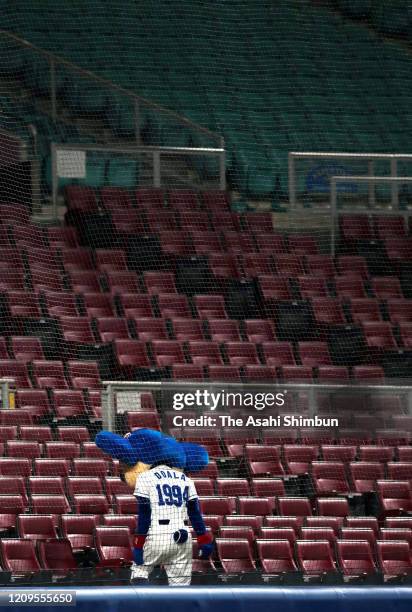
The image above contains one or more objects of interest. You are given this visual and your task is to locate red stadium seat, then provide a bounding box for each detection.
[158,294,191,318]
[340,527,376,547]
[136,188,164,209]
[7,291,42,319]
[387,300,412,323]
[7,441,41,459]
[261,342,295,367]
[61,248,94,272]
[278,497,312,517]
[210,212,241,232]
[18,515,57,541]
[340,214,373,242]
[306,256,335,279]
[337,256,369,279]
[0,539,41,575]
[317,498,349,517]
[53,390,87,420]
[238,497,272,516]
[311,461,350,495]
[216,479,250,497]
[194,295,227,319]
[349,462,385,494]
[300,528,336,544]
[100,187,133,210]
[264,516,302,531]
[59,316,96,345]
[31,494,70,516]
[296,540,336,576]
[257,539,298,575]
[305,517,344,533]
[349,298,382,323]
[243,365,277,382]
[11,337,44,363]
[0,477,27,504]
[96,317,130,343]
[171,319,204,341]
[15,390,50,420]
[298,341,331,367]
[258,276,291,300]
[67,361,101,390]
[72,459,109,479]
[242,254,275,277]
[385,238,412,261]
[187,341,222,366]
[34,459,70,477]
[107,272,140,295]
[191,231,223,255]
[180,212,210,232]
[284,445,318,476]
[377,540,412,576]
[102,515,137,532]
[374,215,406,239]
[37,538,77,575]
[28,477,65,496]
[69,271,101,293]
[44,291,79,317]
[288,235,319,256]
[255,233,287,254]
[0,458,31,477]
[44,442,80,460]
[202,191,230,211]
[82,293,115,318]
[144,272,176,295]
[209,253,241,279]
[274,255,305,276]
[223,232,256,254]
[219,526,255,546]
[207,365,241,381]
[127,412,161,430]
[298,276,328,298]
[258,527,295,544]
[20,425,52,442]
[335,276,367,299]
[119,294,153,318]
[346,517,379,533]
[378,480,412,516]
[61,514,99,551]
[151,340,186,367]
[94,526,133,567]
[372,277,403,299]
[67,477,103,498]
[73,494,109,515]
[95,249,128,273]
[216,538,256,574]
[208,320,241,342]
[0,361,31,388]
[225,341,259,366]
[337,540,376,577]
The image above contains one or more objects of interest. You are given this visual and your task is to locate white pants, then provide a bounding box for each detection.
[131,531,192,586]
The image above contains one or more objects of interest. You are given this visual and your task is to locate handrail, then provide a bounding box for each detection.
[0,29,223,144]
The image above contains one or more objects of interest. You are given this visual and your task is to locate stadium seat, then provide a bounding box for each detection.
[0,477,27,504]
[337,256,369,279]
[216,538,256,574]
[67,361,101,390]
[194,295,227,319]
[284,445,318,476]
[102,515,137,532]
[0,539,41,575]
[28,477,65,496]
[96,317,130,342]
[157,294,191,318]
[61,248,94,272]
[72,459,108,479]
[118,294,153,318]
[17,515,57,541]
[171,319,204,341]
[43,291,79,318]
[340,527,376,547]
[336,540,377,578]
[349,298,382,323]
[261,342,295,366]
[17,424,52,443]
[225,341,259,366]
[296,540,337,576]
[7,441,41,459]
[298,276,328,299]
[37,538,78,575]
[256,539,298,574]
[350,462,385,493]
[53,390,88,420]
[378,480,412,516]
[306,256,335,279]
[94,526,133,567]
[61,514,99,551]
[82,293,115,318]
[377,540,412,577]
[278,497,312,517]
[73,495,109,515]
[372,277,403,299]
[317,498,349,517]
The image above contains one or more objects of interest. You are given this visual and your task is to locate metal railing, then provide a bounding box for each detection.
[101,380,412,433]
[330,175,412,255]
[288,151,412,209]
[0,30,223,147]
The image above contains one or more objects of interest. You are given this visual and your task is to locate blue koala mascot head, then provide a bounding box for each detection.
[95,428,209,489]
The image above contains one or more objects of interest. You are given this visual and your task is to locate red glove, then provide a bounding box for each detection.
[132,535,146,565]
[197,532,214,559]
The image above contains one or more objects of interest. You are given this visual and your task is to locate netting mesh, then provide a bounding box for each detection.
[0,0,410,585]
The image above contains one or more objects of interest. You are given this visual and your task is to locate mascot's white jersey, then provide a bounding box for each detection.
[134,464,198,534]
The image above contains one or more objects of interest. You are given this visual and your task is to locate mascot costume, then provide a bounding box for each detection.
[95,428,213,586]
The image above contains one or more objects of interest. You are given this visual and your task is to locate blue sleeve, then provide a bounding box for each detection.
[187,498,206,536]
[136,495,151,536]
